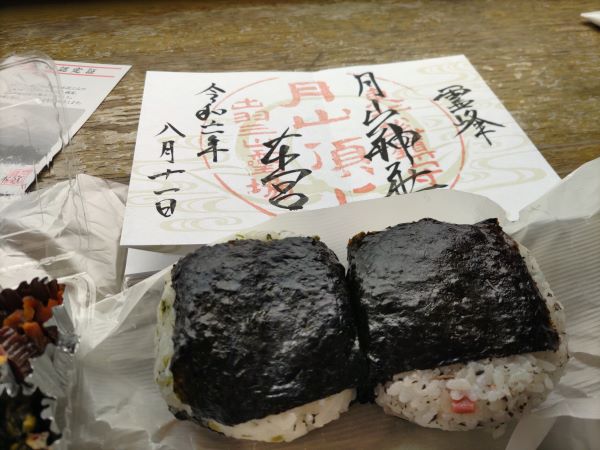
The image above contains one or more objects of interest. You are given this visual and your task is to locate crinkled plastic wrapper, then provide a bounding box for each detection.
[0,174,126,449]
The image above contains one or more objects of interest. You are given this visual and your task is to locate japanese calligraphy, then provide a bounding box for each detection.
[259,128,312,211]
[331,137,373,178]
[155,199,177,218]
[121,57,563,247]
[293,108,351,129]
[147,169,185,180]
[283,81,335,107]
[156,122,185,163]
[150,123,187,217]
[386,164,442,196]
[196,82,229,161]
[434,85,505,145]
[280,80,366,205]
[356,72,447,195]
[197,135,228,163]
[354,72,385,98]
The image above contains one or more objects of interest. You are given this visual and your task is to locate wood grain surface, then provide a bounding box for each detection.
[1,0,599,189]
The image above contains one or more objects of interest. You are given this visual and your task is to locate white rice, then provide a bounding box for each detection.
[375,244,568,434]
[203,389,356,443]
[154,232,355,443]
[155,279,192,418]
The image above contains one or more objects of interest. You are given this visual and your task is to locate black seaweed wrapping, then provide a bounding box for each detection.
[347,218,559,385]
[170,237,363,426]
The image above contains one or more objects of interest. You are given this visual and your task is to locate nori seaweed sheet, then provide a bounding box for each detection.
[170,237,363,426]
[347,218,559,385]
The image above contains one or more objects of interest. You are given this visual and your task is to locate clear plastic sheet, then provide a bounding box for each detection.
[0,174,127,298]
[0,172,127,448]
[0,54,81,449]
[0,53,70,195]
[61,159,599,450]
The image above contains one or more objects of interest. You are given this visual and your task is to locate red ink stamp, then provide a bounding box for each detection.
[1,168,33,186]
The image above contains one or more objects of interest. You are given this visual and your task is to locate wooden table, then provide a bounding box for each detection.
[1,0,599,188]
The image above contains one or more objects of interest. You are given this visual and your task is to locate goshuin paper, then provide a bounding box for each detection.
[121,55,558,247]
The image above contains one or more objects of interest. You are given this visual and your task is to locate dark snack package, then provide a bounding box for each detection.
[0,277,79,450]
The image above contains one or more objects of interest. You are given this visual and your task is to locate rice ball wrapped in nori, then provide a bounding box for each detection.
[155,236,362,442]
[347,218,567,434]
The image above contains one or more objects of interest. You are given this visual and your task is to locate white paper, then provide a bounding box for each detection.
[78,158,600,450]
[121,55,559,248]
[504,158,600,450]
[0,60,131,194]
[582,11,600,27]
[124,248,183,286]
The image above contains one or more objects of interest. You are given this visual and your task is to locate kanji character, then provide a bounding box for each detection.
[331,137,373,178]
[293,108,351,129]
[155,199,176,217]
[282,81,335,107]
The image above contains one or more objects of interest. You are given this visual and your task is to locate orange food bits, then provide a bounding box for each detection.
[35,305,53,324]
[3,310,25,329]
[48,299,60,308]
[22,297,39,321]
[22,322,46,350]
